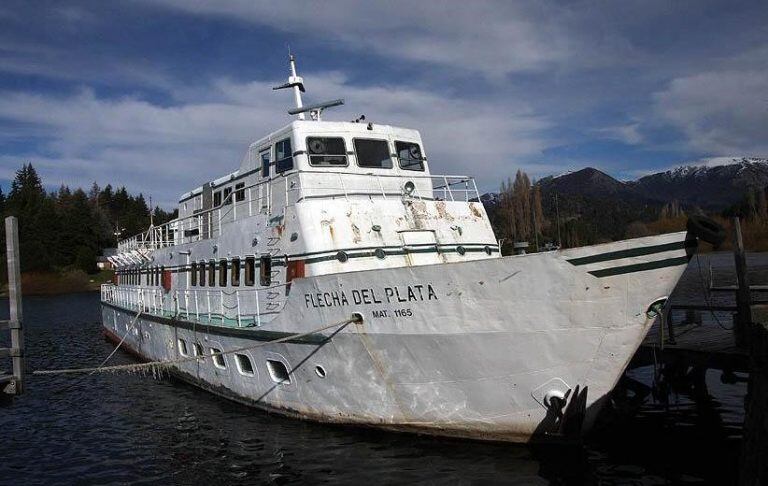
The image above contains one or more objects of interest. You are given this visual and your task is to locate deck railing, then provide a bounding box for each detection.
[117,171,480,253]
[101,283,265,328]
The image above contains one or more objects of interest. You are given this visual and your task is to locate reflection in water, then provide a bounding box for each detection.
[0,254,750,485]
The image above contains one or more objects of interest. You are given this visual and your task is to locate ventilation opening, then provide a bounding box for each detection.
[235,354,254,375]
[266,359,291,384]
[177,339,188,356]
[210,348,226,369]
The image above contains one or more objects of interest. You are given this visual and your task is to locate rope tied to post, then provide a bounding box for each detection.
[33,314,361,377]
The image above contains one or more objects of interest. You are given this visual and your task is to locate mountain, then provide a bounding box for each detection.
[629,157,768,209]
[537,167,645,200]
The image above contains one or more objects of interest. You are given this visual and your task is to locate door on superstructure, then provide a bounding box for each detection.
[399,230,441,266]
[201,183,213,239]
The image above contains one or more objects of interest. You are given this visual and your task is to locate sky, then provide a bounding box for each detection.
[0,0,766,207]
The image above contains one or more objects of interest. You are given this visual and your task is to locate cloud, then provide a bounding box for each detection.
[592,123,643,145]
[139,0,634,78]
[653,69,768,155]
[0,72,554,206]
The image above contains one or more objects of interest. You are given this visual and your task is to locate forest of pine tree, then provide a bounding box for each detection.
[1,163,176,279]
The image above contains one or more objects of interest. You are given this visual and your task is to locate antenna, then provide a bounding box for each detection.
[273,53,344,121]
[288,99,344,120]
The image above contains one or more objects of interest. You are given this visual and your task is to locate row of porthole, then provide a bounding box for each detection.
[176,338,326,383]
[335,245,493,262]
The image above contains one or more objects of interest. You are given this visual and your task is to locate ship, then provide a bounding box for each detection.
[100,55,715,443]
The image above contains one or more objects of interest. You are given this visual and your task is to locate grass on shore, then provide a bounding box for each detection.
[0,269,114,297]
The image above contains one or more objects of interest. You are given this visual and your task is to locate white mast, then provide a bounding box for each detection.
[289,55,305,120]
[274,53,344,121]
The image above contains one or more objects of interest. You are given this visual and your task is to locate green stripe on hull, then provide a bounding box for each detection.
[567,239,694,266]
[587,255,690,278]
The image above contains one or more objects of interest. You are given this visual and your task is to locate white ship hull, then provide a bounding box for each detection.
[101,231,694,443]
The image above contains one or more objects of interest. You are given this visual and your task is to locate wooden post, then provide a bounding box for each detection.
[733,217,751,348]
[741,305,768,486]
[5,216,24,395]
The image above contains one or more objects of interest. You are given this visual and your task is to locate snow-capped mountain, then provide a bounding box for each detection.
[630,157,768,208]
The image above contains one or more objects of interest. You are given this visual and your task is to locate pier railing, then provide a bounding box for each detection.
[101,284,267,328]
[117,171,479,253]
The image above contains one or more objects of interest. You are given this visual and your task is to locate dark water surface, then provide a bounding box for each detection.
[0,253,753,485]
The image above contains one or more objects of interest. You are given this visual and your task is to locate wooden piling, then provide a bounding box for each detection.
[2,216,24,396]
[733,217,751,348]
[741,305,768,486]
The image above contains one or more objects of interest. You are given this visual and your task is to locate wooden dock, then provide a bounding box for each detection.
[631,314,749,373]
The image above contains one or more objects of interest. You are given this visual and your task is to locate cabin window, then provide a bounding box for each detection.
[266,359,291,384]
[235,354,254,375]
[155,267,160,286]
[231,258,241,286]
[275,138,293,173]
[178,339,188,357]
[245,257,255,286]
[223,187,232,205]
[307,137,347,166]
[191,263,198,286]
[235,182,245,202]
[199,262,206,287]
[396,141,425,171]
[213,191,222,207]
[208,260,215,287]
[260,255,272,287]
[354,138,392,169]
[260,150,270,177]
[193,342,204,358]
[210,348,226,369]
[219,259,227,286]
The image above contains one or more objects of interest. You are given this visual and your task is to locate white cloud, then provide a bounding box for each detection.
[0,72,554,206]
[139,0,632,78]
[592,123,643,145]
[653,70,768,155]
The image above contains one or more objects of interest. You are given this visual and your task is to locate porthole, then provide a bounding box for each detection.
[484,245,493,255]
[374,248,386,259]
[456,245,466,256]
[210,347,226,369]
[336,251,349,263]
[235,354,255,375]
[266,359,291,384]
[178,339,188,357]
[315,365,327,378]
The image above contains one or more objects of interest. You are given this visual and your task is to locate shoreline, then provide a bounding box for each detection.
[0,269,113,298]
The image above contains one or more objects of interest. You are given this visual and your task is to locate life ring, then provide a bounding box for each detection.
[686,215,726,247]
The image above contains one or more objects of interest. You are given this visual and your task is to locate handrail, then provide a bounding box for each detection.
[117,170,480,252]
[101,283,266,328]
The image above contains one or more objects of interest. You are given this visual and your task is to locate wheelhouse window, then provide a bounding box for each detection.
[260,255,272,287]
[231,258,241,286]
[307,137,347,166]
[260,150,270,178]
[244,257,255,286]
[219,259,227,286]
[354,139,392,169]
[396,141,425,171]
[223,187,232,205]
[275,138,293,173]
[235,182,245,202]
[213,191,222,207]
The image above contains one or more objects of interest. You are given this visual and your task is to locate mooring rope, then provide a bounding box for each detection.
[33,315,360,376]
[89,309,143,375]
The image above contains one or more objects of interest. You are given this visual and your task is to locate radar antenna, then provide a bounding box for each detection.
[273,54,344,121]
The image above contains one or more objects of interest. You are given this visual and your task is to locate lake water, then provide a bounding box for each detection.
[0,253,755,485]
